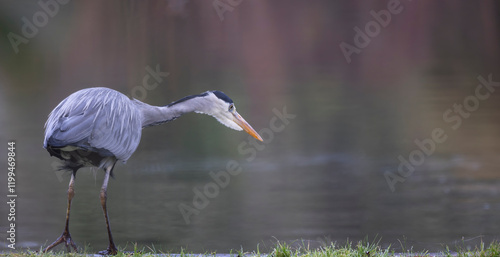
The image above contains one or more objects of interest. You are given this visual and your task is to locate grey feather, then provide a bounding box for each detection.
[44,87,142,164]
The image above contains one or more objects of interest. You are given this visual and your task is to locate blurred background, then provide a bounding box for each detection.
[1,0,500,253]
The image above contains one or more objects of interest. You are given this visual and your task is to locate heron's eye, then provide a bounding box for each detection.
[228,104,235,112]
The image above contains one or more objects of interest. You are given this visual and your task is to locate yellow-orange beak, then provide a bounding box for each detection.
[232,111,263,141]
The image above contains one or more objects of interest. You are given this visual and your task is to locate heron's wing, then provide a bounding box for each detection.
[88,96,142,161]
[44,100,98,148]
[44,88,142,161]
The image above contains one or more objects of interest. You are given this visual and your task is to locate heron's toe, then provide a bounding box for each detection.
[97,247,118,256]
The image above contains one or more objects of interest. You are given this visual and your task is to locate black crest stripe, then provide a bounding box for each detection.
[211,90,233,104]
[166,92,209,107]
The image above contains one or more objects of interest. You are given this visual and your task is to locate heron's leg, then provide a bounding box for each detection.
[44,172,78,253]
[97,163,118,255]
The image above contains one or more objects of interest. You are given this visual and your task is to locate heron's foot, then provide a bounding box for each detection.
[97,246,118,256]
[43,231,78,253]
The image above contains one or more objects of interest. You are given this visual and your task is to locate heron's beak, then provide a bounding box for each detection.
[232,112,263,141]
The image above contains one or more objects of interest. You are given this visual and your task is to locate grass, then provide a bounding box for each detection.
[1,239,500,257]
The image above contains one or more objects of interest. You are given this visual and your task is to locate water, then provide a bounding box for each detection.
[1,0,500,253]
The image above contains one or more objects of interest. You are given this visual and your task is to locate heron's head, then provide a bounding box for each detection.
[200,91,263,141]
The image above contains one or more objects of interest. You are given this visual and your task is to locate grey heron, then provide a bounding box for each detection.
[43,87,263,255]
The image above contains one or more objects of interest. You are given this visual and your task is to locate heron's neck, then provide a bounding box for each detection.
[134,94,212,128]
